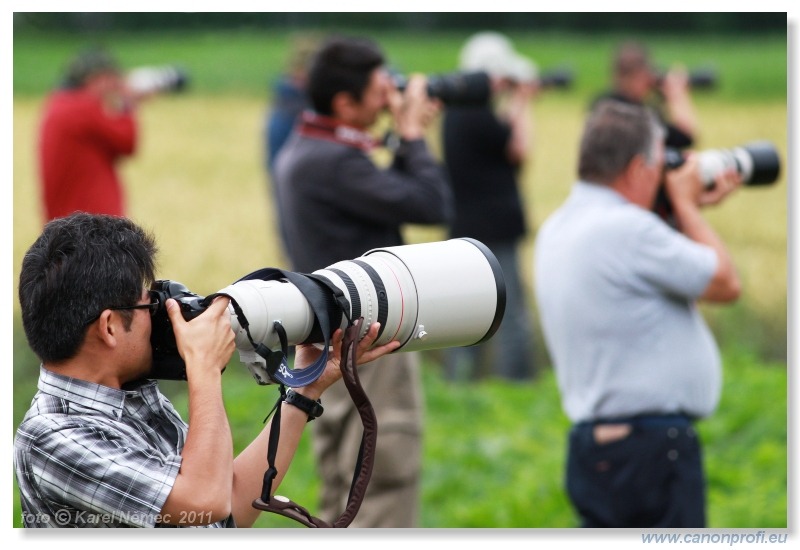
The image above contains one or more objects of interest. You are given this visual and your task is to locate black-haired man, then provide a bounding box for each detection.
[274,36,451,527]
[14,213,397,528]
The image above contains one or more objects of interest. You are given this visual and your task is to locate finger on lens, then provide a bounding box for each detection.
[209,296,231,311]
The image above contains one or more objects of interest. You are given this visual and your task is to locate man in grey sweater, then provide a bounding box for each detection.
[273,35,451,527]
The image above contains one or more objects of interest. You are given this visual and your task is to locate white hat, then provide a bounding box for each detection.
[458,31,538,82]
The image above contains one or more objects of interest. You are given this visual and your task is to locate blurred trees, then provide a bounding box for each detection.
[13,12,785,35]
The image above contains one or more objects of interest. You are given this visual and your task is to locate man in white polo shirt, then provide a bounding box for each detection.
[534,100,741,527]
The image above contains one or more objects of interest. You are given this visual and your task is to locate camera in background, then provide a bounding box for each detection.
[656,67,718,91]
[391,30,574,107]
[392,71,492,106]
[538,67,574,90]
[665,140,781,188]
[126,65,190,95]
[391,65,574,107]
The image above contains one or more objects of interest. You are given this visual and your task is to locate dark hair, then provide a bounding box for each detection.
[19,213,158,363]
[60,47,121,90]
[307,36,385,115]
[578,100,664,185]
[613,41,652,79]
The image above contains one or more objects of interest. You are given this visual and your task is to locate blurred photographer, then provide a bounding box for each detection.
[441,32,538,381]
[273,35,451,527]
[534,101,741,527]
[14,213,397,528]
[264,35,317,173]
[37,48,172,223]
[593,40,698,150]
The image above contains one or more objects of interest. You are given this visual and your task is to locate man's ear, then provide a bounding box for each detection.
[331,91,357,122]
[618,153,661,208]
[623,153,648,188]
[92,310,119,349]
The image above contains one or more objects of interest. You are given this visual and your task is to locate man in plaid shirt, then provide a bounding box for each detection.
[14,213,397,528]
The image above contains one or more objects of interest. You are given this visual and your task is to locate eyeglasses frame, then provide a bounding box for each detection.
[83,299,159,327]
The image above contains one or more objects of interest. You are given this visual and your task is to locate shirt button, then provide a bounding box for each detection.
[668,449,679,461]
[667,427,679,438]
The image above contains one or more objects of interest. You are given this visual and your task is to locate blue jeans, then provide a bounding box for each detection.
[567,415,706,528]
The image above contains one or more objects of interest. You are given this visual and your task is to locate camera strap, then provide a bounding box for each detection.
[252,317,377,528]
[297,111,379,152]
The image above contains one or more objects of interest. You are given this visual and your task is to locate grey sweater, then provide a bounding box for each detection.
[274,131,453,273]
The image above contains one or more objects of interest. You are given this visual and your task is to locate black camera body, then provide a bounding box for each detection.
[656,67,718,90]
[392,67,574,107]
[538,67,574,90]
[393,70,492,106]
[394,68,573,107]
[149,280,209,380]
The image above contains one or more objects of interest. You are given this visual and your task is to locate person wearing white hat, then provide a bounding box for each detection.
[441,31,539,381]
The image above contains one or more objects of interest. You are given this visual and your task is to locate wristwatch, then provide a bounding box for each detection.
[284,388,324,422]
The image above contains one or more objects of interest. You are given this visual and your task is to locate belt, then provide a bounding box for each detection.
[577,413,694,428]
[576,414,694,445]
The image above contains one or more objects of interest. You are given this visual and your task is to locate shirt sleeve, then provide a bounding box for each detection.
[626,210,718,300]
[81,99,138,156]
[26,421,181,527]
[324,140,453,226]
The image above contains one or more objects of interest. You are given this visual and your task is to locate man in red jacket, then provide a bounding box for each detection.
[38,49,140,222]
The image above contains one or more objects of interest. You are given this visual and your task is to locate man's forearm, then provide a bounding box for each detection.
[230,402,310,527]
[161,371,234,524]
[671,200,740,302]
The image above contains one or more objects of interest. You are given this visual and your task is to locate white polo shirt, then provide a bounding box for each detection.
[534,181,721,423]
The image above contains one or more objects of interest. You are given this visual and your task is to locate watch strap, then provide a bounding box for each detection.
[284,388,324,421]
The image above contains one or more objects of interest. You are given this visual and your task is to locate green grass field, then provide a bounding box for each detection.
[10,28,788,529]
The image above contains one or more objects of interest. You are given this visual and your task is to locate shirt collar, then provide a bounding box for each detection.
[36,366,159,419]
[573,180,629,206]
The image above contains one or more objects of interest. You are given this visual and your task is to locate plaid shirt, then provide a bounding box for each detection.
[14,367,233,528]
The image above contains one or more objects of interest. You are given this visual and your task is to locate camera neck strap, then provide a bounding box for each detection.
[252,317,377,528]
[297,111,379,152]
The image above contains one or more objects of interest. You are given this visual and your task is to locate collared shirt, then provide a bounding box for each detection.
[534,181,720,423]
[14,367,232,528]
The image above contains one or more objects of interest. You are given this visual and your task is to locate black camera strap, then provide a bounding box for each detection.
[215,267,347,387]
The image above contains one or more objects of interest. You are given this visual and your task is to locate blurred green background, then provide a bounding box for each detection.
[11,12,788,529]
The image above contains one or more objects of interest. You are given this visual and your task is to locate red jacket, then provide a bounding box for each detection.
[38,89,137,221]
